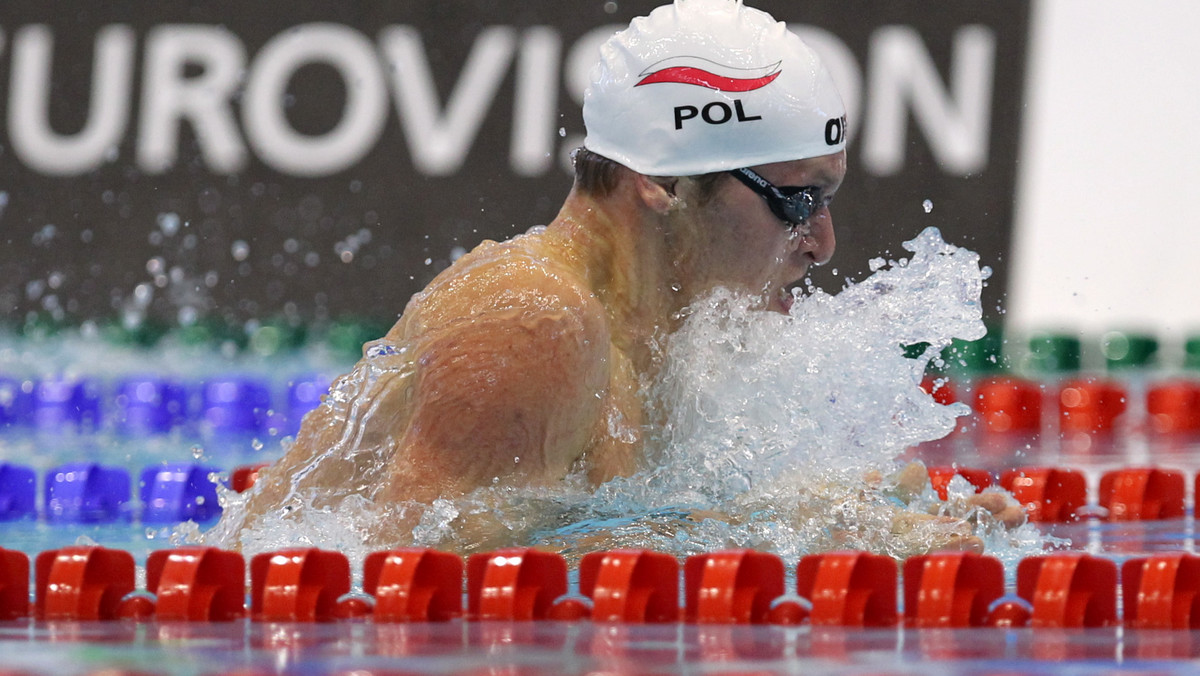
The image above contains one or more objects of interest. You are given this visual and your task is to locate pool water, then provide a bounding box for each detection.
[5,228,1200,673]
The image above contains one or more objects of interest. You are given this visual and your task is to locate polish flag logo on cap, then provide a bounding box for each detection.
[635,56,782,92]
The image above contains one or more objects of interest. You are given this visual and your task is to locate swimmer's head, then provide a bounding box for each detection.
[583,0,846,177]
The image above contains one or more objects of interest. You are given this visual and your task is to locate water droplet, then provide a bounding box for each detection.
[252,438,264,451]
[558,127,567,137]
[922,199,934,213]
[191,445,204,459]
[492,476,500,484]
[145,528,157,540]
[231,240,250,261]
[157,212,181,236]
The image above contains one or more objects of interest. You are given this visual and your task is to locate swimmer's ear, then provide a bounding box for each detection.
[634,175,679,215]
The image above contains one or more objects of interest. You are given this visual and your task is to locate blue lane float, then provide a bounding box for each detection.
[199,377,272,436]
[113,377,189,435]
[139,463,222,524]
[0,377,33,428]
[32,378,102,432]
[43,462,131,524]
[0,463,36,521]
[285,374,330,435]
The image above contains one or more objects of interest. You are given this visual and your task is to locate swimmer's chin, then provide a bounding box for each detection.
[769,283,801,314]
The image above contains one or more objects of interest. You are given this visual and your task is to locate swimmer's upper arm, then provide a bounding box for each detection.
[390,302,611,495]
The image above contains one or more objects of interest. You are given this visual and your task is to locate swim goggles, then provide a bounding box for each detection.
[728,167,822,229]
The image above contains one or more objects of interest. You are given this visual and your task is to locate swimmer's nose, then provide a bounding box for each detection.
[800,208,835,265]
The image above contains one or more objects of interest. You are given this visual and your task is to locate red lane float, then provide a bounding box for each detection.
[684,549,784,624]
[999,467,1087,522]
[926,466,993,501]
[0,548,29,620]
[1122,553,1200,629]
[35,546,136,620]
[797,550,897,627]
[974,376,1042,434]
[364,548,463,622]
[1099,468,1185,521]
[466,548,568,621]
[1058,377,1127,435]
[986,598,1033,628]
[20,543,1200,629]
[1018,553,1118,628]
[903,552,1003,628]
[579,549,678,623]
[1147,380,1200,435]
[147,547,246,621]
[230,464,269,493]
[250,548,350,622]
[920,375,957,406]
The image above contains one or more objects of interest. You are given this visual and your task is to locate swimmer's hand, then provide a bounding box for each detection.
[867,461,1027,556]
[889,511,983,554]
[875,461,1026,529]
[961,490,1027,530]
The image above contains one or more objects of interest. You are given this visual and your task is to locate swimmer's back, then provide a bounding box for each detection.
[376,231,618,494]
[237,228,638,536]
[391,233,598,339]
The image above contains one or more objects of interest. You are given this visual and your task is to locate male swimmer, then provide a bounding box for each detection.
[224,0,1021,554]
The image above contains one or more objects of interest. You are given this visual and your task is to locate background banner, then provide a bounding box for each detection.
[0,1,1030,333]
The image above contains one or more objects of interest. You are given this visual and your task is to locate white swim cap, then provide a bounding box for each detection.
[583,0,847,176]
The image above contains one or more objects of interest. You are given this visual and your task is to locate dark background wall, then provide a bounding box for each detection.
[0,1,1030,332]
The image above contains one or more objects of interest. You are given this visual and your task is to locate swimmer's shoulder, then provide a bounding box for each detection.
[390,232,607,341]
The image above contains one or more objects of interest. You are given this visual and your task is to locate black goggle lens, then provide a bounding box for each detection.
[729,167,822,228]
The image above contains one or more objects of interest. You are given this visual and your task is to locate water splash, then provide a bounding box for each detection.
[210,227,1049,567]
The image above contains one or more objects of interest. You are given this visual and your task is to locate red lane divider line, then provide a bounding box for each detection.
[5,536,1200,627]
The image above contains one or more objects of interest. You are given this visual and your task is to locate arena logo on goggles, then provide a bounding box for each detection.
[634,56,782,92]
